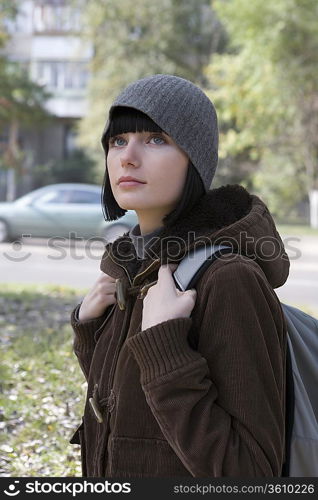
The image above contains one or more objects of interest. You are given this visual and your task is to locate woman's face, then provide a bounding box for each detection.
[107,130,189,233]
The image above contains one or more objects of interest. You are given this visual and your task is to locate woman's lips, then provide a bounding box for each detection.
[118,181,146,187]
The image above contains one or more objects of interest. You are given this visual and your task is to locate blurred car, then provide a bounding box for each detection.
[0,183,138,243]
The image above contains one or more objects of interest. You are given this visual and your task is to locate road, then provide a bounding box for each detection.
[0,233,317,314]
[274,234,318,314]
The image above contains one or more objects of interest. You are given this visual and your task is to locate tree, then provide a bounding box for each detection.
[0,0,53,200]
[75,0,226,162]
[0,0,17,44]
[205,0,318,224]
[32,149,101,188]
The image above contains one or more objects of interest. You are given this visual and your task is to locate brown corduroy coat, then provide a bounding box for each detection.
[69,184,290,477]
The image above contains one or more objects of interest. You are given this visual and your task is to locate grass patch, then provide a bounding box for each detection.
[280,302,318,319]
[0,284,89,477]
[276,224,318,236]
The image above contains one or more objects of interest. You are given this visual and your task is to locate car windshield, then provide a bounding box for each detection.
[14,191,46,205]
[14,187,102,205]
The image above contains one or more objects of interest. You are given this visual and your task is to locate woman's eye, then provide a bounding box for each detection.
[149,135,165,145]
[109,134,165,147]
[109,136,126,147]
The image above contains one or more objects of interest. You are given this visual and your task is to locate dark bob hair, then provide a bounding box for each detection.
[101,106,205,226]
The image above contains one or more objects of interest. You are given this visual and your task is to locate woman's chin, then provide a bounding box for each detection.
[116,197,150,212]
[115,200,138,211]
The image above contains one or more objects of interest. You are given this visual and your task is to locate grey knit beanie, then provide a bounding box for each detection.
[101,74,218,192]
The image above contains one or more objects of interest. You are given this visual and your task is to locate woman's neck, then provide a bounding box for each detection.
[137,214,164,235]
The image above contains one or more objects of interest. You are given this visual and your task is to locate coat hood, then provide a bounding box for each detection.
[100,184,290,289]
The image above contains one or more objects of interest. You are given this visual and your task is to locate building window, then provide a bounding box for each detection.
[36,60,89,89]
[0,131,9,156]
[33,1,82,34]
[64,125,77,156]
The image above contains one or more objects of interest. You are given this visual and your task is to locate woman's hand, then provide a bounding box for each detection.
[78,271,117,321]
[141,264,197,331]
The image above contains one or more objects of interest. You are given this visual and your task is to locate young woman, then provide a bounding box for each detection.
[70,74,289,477]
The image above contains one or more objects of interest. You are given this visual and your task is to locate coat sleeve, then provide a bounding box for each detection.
[126,260,287,477]
[70,302,115,381]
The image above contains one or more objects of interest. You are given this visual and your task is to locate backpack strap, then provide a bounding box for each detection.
[173,244,234,291]
[281,341,294,476]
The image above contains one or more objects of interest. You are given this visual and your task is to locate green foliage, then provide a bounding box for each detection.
[0,284,89,476]
[31,150,102,189]
[0,0,54,174]
[0,0,18,48]
[0,0,52,128]
[252,152,309,219]
[0,59,53,127]
[215,0,318,85]
[205,0,318,213]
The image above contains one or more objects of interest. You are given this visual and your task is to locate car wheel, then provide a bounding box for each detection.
[0,219,10,243]
[103,224,131,243]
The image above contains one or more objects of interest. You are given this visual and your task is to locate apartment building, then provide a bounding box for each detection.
[1,0,92,198]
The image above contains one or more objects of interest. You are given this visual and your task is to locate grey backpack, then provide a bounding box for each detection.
[173,244,318,477]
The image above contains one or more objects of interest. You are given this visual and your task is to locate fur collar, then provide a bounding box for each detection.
[101,184,289,288]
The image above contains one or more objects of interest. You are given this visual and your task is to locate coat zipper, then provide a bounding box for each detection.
[132,258,161,286]
[108,252,133,287]
[109,250,161,287]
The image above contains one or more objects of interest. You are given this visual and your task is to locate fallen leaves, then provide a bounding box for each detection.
[0,284,88,476]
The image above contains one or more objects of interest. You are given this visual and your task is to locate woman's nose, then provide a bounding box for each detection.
[120,139,141,168]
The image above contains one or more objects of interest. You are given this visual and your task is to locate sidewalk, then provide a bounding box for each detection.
[277,233,318,315]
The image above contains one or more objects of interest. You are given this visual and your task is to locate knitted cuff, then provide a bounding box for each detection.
[126,317,201,385]
[70,303,109,351]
